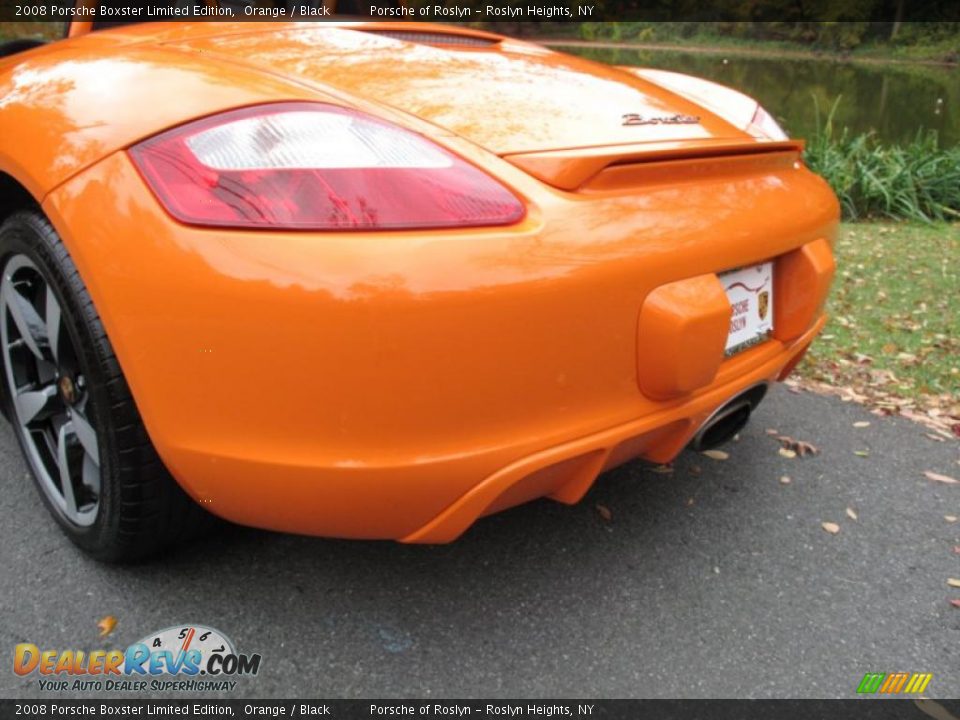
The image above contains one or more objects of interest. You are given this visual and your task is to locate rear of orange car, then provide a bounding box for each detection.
[7,22,838,545]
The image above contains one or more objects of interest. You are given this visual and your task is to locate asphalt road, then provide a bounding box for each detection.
[1,385,958,699]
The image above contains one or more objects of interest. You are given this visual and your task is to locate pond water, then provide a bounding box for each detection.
[562,46,960,147]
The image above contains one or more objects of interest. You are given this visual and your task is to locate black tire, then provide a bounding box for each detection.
[0,209,214,562]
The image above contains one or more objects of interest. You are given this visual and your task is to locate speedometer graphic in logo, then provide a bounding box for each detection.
[128,624,236,675]
[138,624,235,656]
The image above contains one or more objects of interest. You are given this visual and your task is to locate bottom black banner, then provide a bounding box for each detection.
[1,700,959,720]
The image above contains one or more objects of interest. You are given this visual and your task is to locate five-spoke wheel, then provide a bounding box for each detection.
[1,254,101,526]
[0,210,211,561]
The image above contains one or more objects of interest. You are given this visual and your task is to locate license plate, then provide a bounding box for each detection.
[721,261,774,354]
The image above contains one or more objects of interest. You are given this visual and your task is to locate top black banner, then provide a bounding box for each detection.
[0,0,958,23]
[0,700,959,720]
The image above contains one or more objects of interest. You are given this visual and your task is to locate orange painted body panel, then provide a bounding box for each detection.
[1,22,839,541]
[167,24,749,155]
[773,238,836,341]
[636,274,731,400]
[0,21,748,196]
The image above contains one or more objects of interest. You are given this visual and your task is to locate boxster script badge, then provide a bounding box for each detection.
[622,113,701,126]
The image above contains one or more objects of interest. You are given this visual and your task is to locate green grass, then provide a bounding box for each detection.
[804,101,960,223]
[798,222,960,407]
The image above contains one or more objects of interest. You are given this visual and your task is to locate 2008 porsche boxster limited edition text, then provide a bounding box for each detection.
[0,12,837,560]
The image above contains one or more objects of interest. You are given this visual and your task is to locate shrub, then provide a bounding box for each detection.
[804,98,960,222]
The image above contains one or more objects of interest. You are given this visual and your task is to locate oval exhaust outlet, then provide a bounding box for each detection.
[691,383,769,451]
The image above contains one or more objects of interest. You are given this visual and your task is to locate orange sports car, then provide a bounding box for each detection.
[0,14,837,560]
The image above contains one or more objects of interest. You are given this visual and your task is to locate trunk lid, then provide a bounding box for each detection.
[168,25,753,156]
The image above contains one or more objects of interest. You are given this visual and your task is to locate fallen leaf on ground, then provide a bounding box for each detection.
[846,508,858,521]
[948,578,960,588]
[775,435,819,456]
[853,421,871,428]
[946,516,958,523]
[97,616,117,637]
[779,476,791,485]
[854,450,870,457]
[792,440,819,456]
[785,376,960,437]
[703,450,729,461]
[950,599,960,609]
[779,448,797,459]
[822,522,840,535]
[924,471,959,485]
[595,504,612,522]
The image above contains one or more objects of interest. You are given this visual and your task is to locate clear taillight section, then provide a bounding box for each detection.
[746,105,789,142]
[129,103,526,230]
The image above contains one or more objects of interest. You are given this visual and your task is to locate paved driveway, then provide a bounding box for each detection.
[2,385,958,698]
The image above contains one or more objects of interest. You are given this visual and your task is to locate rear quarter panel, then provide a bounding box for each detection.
[0,31,330,199]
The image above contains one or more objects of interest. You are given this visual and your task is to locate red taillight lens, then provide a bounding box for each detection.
[128,103,526,230]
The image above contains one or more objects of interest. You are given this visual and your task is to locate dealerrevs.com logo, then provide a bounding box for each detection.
[14,624,262,693]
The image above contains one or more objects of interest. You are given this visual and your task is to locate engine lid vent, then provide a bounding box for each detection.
[357,30,500,48]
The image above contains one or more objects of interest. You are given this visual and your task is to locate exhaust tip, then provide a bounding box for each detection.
[691,383,768,451]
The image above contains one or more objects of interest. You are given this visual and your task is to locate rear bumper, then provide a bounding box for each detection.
[405,316,824,543]
[43,147,837,542]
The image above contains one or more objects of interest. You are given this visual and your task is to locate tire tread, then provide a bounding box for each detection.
[0,210,215,562]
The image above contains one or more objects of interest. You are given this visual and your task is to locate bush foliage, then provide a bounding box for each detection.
[804,99,960,222]
[573,21,960,53]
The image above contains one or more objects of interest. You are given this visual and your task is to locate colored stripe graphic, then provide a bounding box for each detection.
[857,672,932,694]
[857,673,885,694]
[880,673,908,693]
[905,674,933,694]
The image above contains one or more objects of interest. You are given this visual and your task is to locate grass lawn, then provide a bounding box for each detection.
[796,222,960,430]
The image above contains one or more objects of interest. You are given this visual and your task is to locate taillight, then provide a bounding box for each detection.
[128,103,526,230]
[746,105,788,142]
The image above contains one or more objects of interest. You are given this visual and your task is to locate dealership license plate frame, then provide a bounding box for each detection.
[721,261,775,356]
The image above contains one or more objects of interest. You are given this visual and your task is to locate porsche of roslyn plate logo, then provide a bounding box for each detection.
[758,290,770,321]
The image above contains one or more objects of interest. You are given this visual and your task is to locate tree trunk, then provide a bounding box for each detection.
[890,0,905,40]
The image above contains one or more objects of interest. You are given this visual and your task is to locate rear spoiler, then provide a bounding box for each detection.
[504,138,805,191]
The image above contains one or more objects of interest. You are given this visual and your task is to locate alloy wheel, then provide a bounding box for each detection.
[0,254,101,526]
